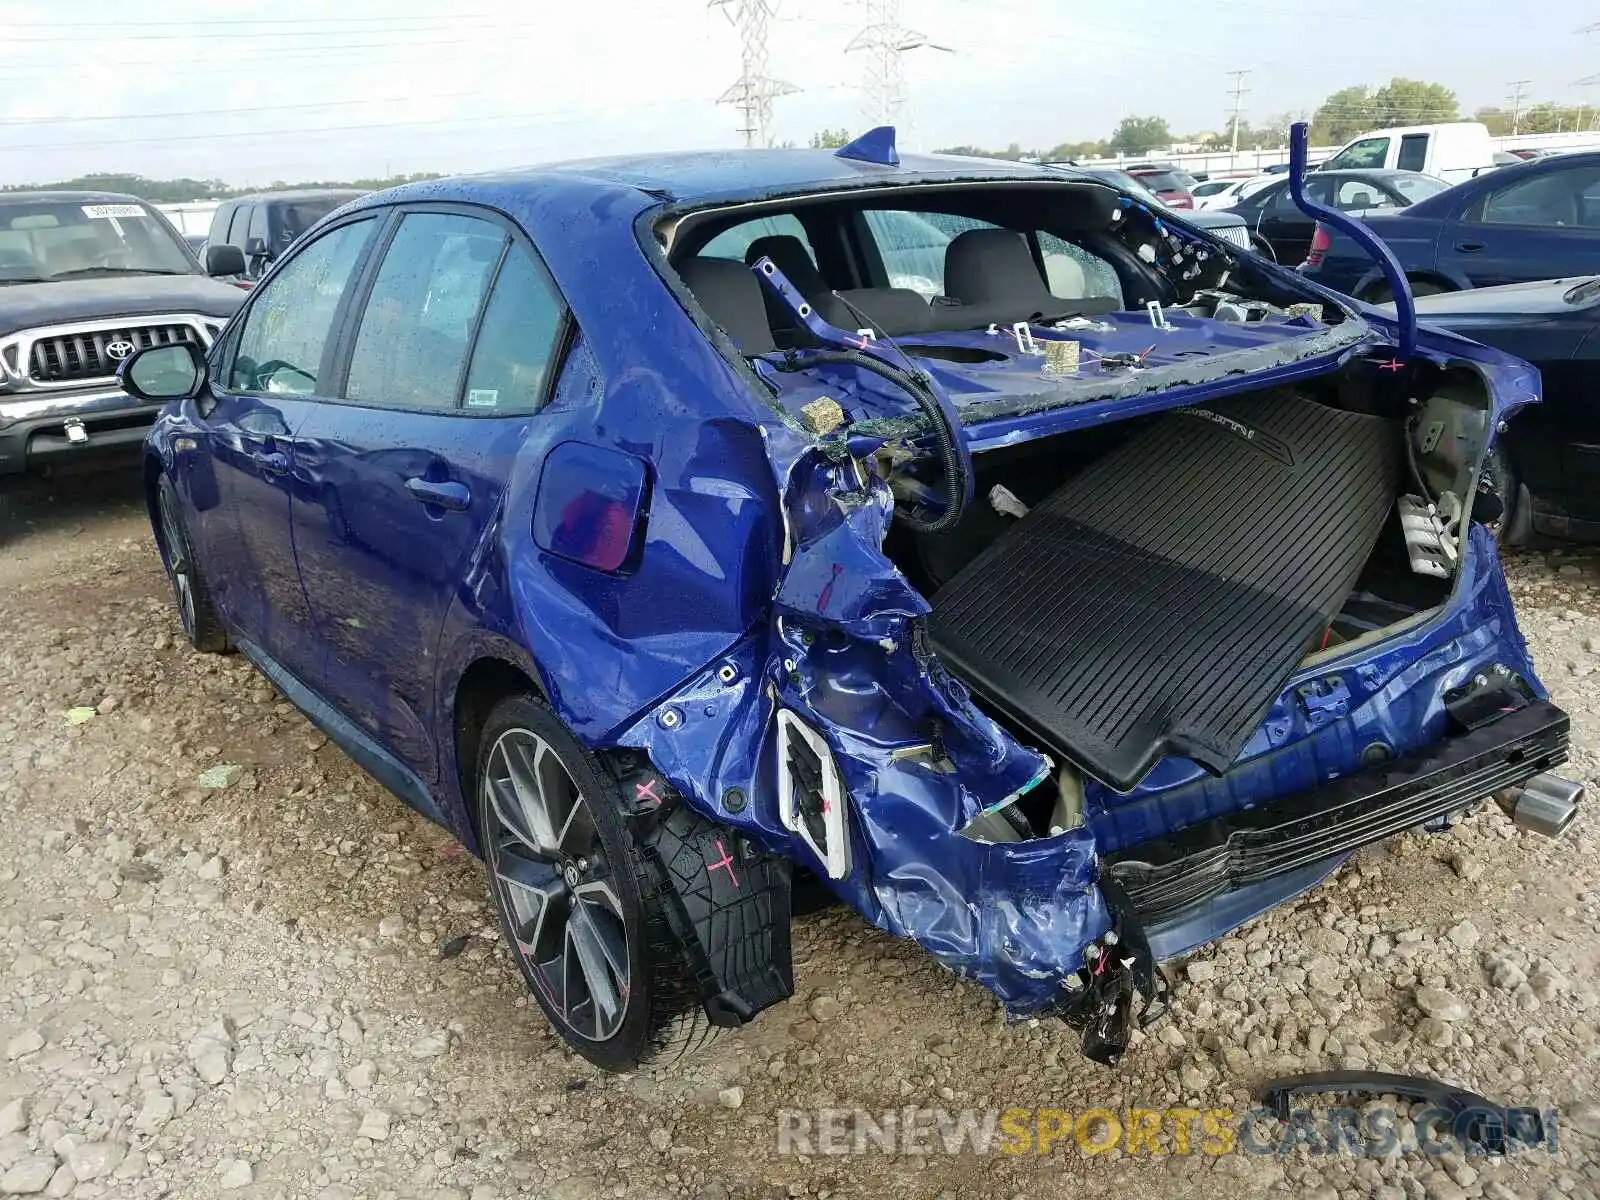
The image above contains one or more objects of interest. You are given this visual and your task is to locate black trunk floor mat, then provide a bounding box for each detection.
[928,391,1402,790]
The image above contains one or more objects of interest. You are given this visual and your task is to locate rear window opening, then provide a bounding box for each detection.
[659,179,1358,430]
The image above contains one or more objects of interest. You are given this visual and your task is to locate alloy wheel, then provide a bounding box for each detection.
[156,486,197,638]
[482,728,631,1042]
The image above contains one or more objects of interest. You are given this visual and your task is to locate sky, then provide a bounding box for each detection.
[0,0,1596,187]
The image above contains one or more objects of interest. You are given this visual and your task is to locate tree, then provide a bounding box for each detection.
[1368,77,1457,128]
[1045,139,1109,161]
[1310,85,1375,143]
[1108,115,1171,156]
[1311,78,1458,144]
[808,128,850,149]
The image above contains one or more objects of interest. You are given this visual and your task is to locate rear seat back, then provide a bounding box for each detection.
[943,228,1118,325]
[676,257,776,354]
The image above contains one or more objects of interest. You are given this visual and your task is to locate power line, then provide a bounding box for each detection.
[709,0,796,148]
[846,0,952,140]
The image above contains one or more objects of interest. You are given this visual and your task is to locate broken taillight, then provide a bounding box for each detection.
[1306,223,1332,267]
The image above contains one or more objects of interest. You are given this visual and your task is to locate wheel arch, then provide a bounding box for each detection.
[448,650,547,852]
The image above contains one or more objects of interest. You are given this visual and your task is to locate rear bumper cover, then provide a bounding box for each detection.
[1105,698,1570,926]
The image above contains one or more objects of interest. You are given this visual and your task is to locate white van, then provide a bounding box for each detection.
[1320,122,1494,183]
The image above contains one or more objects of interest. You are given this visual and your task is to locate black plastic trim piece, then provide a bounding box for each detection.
[1107,700,1570,923]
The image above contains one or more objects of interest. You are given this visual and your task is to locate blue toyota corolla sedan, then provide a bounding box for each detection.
[117,131,1580,1070]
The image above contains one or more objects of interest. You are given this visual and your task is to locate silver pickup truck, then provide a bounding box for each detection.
[0,190,246,475]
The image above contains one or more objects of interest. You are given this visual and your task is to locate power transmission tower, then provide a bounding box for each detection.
[1507,79,1532,135]
[710,0,797,148]
[846,0,951,137]
[1225,69,1252,168]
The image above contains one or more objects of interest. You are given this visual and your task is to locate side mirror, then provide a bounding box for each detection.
[117,342,205,402]
[205,243,247,277]
[244,236,270,260]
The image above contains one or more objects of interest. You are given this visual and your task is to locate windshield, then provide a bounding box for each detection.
[1391,174,1451,202]
[1192,180,1235,197]
[0,199,195,282]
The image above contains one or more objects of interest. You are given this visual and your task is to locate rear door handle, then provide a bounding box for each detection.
[1454,240,1486,252]
[405,477,471,512]
[252,450,289,475]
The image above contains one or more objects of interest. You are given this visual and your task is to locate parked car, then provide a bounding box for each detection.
[1229,168,1452,264]
[183,233,208,256]
[1126,164,1200,209]
[0,191,248,475]
[1303,151,1600,301]
[1320,122,1495,183]
[1065,167,1254,248]
[119,135,1576,1071]
[205,188,367,282]
[1375,278,1600,542]
[1190,174,1276,210]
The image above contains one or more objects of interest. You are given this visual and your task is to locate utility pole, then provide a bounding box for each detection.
[1507,79,1532,135]
[709,0,797,148]
[847,0,951,141]
[1226,69,1251,170]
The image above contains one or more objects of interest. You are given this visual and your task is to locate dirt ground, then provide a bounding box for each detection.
[1,472,1597,1200]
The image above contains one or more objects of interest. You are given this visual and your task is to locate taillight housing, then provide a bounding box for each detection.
[1306,223,1332,267]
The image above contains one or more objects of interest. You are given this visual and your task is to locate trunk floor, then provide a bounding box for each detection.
[928,391,1402,790]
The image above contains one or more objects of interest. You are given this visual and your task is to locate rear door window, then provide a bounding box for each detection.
[1477,168,1600,227]
[462,243,569,414]
[1333,179,1395,210]
[1036,232,1122,304]
[1397,134,1430,173]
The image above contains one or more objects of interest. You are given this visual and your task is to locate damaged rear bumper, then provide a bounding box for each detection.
[1105,698,1571,935]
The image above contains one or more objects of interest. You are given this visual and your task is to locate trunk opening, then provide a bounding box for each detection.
[885,358,1494,837]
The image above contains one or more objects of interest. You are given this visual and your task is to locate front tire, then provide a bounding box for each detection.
[153,474,228,653]
[475,694,715,1071]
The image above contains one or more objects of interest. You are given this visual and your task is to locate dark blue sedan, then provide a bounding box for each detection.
[111,136,1575,1071]
[1304,151,1600,299]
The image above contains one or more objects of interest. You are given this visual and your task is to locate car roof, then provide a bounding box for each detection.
[228,188,369,204]
[0,190,150,205]
[362,149,1061,211]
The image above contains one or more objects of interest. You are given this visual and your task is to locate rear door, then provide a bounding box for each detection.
[195,214,380,674]
[1437,163,1600,287]
[289,206,569,781]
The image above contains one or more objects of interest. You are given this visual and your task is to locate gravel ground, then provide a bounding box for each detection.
[1,473,1597,1200]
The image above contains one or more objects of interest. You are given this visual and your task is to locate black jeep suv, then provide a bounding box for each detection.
[0,191,247,475]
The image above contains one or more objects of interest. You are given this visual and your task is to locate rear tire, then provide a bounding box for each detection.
[153,475,229,654]
[475,694,716,1071]
[1484,446,1532,547]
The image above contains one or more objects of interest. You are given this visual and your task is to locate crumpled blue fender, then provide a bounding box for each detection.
[611,446,1108,1013]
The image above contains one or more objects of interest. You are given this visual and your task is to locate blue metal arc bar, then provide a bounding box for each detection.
[1288,121,1417,361]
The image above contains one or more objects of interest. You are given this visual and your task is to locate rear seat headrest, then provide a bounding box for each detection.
[675,256,776,354]
[943,228,1056,312]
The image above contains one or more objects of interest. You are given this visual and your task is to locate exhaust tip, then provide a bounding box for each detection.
[1496,773,1585,839]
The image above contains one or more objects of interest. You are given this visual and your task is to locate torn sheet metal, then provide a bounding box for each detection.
[613,450,1107,1012]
